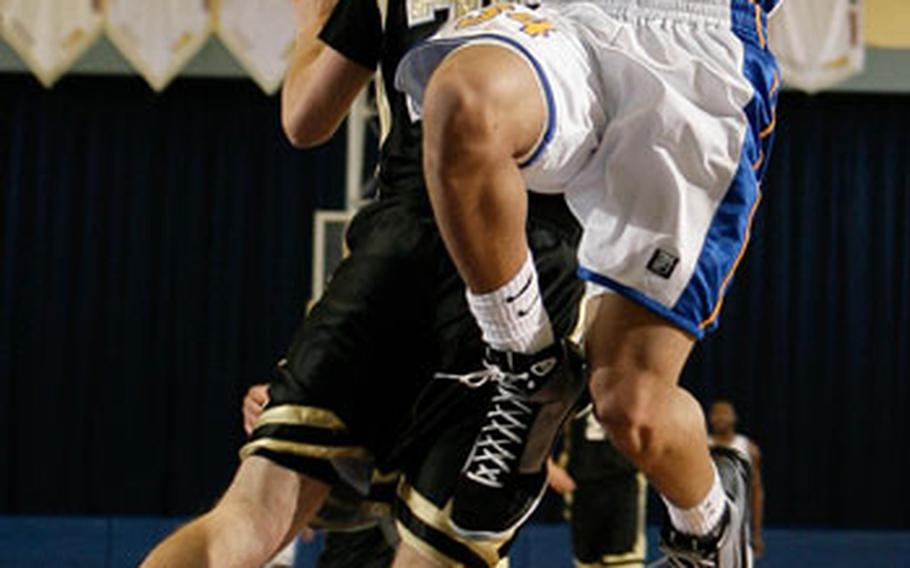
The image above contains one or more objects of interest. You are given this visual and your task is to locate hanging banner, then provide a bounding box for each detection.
[0,0,103,87]
[105,0,212,91]
[216,0,296,94]
[768,0,864,93]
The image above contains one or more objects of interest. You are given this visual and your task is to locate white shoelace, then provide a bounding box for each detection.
[435,364,536,488]
[647,553,716,568]
[647,545,718,568]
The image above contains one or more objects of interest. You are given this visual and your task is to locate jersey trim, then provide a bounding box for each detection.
[397,31,557,170]
[577,267,704,338]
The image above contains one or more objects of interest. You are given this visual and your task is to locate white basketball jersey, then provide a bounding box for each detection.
[709,434,753,465]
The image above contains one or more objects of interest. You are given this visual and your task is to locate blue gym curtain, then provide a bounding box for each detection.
[0,75,345,515]
[683,93,910,528]
[1,74,908,528]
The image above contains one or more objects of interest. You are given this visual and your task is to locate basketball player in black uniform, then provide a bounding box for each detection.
[242,384,399,568]
[553,410,647,568]
[143,1,583,566]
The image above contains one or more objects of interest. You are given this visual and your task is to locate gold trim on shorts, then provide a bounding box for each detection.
[398,521,463,567]
[240,404,366,461]
[397,479,516,567]
[253,404,348,430]
[239,438,368,461]
[372,469,402,485]
[574,473,647,568]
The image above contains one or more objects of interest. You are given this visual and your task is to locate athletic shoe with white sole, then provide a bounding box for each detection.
[437,340,586,539]
[655,446,753,567]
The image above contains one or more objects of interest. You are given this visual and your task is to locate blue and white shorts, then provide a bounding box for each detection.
[396,0,780,338]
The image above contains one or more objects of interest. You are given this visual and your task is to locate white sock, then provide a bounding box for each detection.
[663,466,727,536]
[466,252,554,354]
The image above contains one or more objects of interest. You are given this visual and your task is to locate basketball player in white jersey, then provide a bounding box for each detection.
[709,400,766,558]
[396,1,782,565]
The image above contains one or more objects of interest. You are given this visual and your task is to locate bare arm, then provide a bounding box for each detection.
[142,457,330,567]
[281,0,374,148]
[748,441,765,558]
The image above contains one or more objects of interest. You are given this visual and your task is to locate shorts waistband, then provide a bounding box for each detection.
[588,0,768,45]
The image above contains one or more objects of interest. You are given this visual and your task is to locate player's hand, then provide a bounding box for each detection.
[299,525,316,543]
[752,531,765,559]
[243,384,270,436]
[546,459,576,495]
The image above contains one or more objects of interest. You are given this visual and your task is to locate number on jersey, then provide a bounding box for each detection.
[406,0,483,27]
[454,3,554,36]
[405,0,540,28]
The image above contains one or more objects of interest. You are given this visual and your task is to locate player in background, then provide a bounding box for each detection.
[708,400,766,558]
[548,412,647,568]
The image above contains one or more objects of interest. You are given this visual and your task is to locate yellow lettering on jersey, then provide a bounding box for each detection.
[455,4,514,29]
[507,11,555,36]
[407,0,484,27]
[454,0,485,17]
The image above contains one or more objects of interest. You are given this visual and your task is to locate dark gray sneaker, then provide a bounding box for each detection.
[656,446,753,567]
[436,341,586,539]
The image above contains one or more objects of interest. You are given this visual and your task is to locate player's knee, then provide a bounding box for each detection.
[591,369,665,467]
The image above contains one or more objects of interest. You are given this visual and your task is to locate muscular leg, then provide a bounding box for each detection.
[585,294,715,509]
[419,41,583,541]
[142,457,330,567]
[422,44,546,294]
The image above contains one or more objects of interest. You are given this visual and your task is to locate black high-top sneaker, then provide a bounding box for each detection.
[656,446,753,567]
[439,340,586,539]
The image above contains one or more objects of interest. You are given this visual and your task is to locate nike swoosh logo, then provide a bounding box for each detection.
[516,291,540,318]
[505,275,533,304]
[531,357,558,377]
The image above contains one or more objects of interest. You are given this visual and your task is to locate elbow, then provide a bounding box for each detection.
[281,112,306,148]
[282,114,325,149]
[284,129,315,150]
[281,99,336,149]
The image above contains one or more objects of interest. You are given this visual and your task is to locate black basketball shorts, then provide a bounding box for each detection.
[563,414,647,567]
[244,193,583,566]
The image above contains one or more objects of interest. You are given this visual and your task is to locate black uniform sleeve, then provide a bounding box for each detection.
[319,0,383,70]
